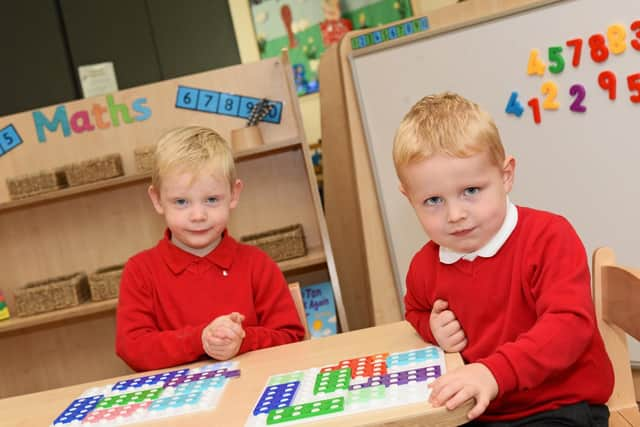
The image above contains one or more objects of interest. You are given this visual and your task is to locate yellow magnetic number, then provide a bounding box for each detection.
[541,81,560,110]
[527,49,546,76]
[607,23,627,55]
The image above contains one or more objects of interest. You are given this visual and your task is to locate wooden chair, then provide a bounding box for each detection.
[288,282,310,340]
[592,247,640,426]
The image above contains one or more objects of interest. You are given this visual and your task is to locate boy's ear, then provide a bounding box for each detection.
[502,156,516,193]
[148,185,164,215]
[229,179,243,209]
[398,182,410,200]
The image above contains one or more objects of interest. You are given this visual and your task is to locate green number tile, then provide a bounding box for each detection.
[266,397,345,425]
[95,388,163,409]
[313,368,351,394]
[268,371,305,386]
[346,385,386,405]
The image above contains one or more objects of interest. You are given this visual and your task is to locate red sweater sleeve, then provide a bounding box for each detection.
[404,250,438,345]
[238,252,305,353]
[478,217,596,397]
[115,259,207,371]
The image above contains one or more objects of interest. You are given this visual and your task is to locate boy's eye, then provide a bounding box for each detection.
[206,197,219,204]
[464,187,480,196]
[174,199,188,207]
[424,196,443,206]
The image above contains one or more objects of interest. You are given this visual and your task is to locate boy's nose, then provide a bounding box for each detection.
[447,202,467,223]
[189,206,207,221]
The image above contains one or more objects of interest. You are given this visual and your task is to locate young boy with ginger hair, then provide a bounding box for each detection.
[393,93,613,426]
[116,126,305,371]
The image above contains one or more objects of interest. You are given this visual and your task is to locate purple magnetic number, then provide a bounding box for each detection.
[569,84,587,113]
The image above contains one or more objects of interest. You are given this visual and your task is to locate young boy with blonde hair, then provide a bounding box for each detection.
[116,126,305,371]
[393,93,613,426]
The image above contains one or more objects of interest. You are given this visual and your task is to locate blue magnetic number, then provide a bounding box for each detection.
[261,101,283,124]
[0,125,22,155]
[196,90,220,113]
[505,91,525,117]
[388,26,398,39]
[239,96,261,119]
[176,86,199,110]
[218,93,240,117]
[373,31,383,44]
[404,22,414,35]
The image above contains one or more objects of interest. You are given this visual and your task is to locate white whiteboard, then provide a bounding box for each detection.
[350,0,640,362]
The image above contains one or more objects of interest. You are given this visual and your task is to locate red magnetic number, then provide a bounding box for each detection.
[627,73,640,103]
[566,38,583,67]
[527,98,541,124]
[598,70,617,100]
[631,20,640,51]
[589,34,609,63]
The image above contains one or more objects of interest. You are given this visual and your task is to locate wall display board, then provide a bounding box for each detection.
[320,0,640,362]
[0,55,346,397]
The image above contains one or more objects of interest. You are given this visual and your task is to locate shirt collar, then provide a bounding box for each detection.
[439,199,518,264]
[159,229,236,274]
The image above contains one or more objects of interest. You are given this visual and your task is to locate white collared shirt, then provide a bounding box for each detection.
[439,199,518,264]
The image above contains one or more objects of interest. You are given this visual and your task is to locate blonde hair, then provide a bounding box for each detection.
[393,92,504,181]
[151,126,236,189]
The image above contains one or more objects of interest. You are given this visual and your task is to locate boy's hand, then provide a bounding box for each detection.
[429,363,498,420]
[202,312,246,360]
[430,299,467,352]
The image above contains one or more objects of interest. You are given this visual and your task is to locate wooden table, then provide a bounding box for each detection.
[1,321,472,427]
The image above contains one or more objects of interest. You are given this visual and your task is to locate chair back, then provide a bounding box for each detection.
[592,247,640,426]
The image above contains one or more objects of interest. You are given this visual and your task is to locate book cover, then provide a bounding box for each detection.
[301,282,337,338]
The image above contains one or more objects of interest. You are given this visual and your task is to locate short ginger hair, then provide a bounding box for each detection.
[393,92,505,182]
[151,125,236,189]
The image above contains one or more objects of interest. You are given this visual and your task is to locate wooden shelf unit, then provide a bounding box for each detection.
[0,55,346,398]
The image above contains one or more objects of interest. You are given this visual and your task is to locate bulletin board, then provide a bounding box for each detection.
[348,0,640,361]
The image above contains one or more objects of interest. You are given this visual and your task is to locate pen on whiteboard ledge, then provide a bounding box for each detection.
[247,98,267,127]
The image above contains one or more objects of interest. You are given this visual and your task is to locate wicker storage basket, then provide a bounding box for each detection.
[241,224,307,262]
[14,272,90,317]
[6,168,68,200]
[63,153,124,186]
[134,145,154,174]
[88,264,123,301]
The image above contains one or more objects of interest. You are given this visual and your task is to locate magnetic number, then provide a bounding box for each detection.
[527,49,546,76]
[548,46,565,74]
[541,81,560,110]
[598,70,617,100]
[527,98,541,124]
[566,38,583,67]
[569,84,587,113]
[505,92,524,117]
[628,73,640,103]
[631,20,640,51]
[607,24,627,55]
[589,34,609,63]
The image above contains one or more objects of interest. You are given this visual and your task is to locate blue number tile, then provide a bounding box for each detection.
[52,395,103,426]
[239,96,261,120]
[372,31,383,44]
[196,90,220,113]
[261,101,283,124]
[176,86,199,110]
[218,93,241,117]
[387,26,398,40]
[403,22,414,36]
[0,124,23,155]
[419,17,429,31]
[358,35,368,49]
